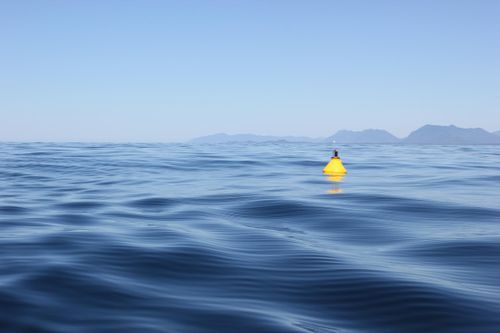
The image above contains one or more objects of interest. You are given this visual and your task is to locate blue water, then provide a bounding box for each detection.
[1,142,500,333]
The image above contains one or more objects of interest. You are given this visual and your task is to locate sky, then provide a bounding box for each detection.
[1,0,499,141]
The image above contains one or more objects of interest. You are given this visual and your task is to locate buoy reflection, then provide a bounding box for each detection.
[327,174,345,183]
[325,173,345,194]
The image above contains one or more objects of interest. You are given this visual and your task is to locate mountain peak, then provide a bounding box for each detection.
[404,124,500,144]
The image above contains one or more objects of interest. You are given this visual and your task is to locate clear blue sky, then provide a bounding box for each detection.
[1,0,499,141]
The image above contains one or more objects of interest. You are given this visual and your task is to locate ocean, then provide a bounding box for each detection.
[1,142,499,333]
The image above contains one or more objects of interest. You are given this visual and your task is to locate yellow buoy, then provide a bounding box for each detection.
[323,150,347,175]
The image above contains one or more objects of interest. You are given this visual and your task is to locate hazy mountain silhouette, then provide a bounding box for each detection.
[191,125,500,144]
[325,129,399,143]
[189,133,319,143]
[403,125,500,144]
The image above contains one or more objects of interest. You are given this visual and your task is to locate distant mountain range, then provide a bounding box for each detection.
[402,125,500,144]
[190,125,500,145]
[189,133,322,144]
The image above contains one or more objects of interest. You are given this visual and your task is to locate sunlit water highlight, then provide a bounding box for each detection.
[1,142,499,333]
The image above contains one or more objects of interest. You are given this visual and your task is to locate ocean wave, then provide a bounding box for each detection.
[0,142,499,333]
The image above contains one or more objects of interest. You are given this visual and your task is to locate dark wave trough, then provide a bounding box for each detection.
[1,142,499,333]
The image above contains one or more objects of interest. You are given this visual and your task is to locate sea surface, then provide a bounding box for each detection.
[1,142,499,333]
